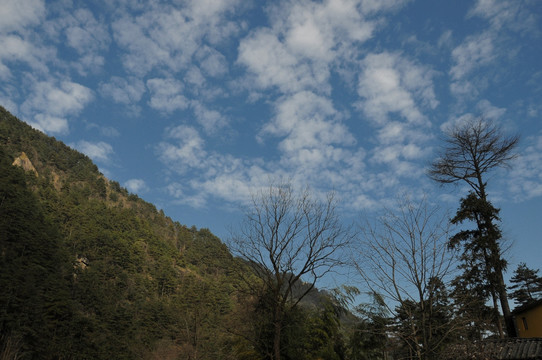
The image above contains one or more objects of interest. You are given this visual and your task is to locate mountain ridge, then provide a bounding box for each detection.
[0,106,248,359]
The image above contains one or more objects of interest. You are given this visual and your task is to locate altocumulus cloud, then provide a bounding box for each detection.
[72,141,114,164]
[125,179,148,193]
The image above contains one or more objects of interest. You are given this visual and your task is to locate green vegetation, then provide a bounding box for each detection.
[1,107,540,360]
[0,107,357,359]
[0,108,243,359]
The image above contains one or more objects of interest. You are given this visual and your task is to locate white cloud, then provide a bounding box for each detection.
[100,76,145,105]
[86,122,120,137]
[166,182,207,208]
[0,95,18,115]
[437,30,453,49]
[374,143,424,163]
[125,179,148,193]
[449,80,479,98]
[185,66,206,88]
[0,34,52,79]
[158,125,206,169]
[112,15,168,76]
[439,113,476,133]
[21,80,93,133]
[238,0,378,95]
[158,132,271,207]
[449,0,536,99]
[158,114,369,208]
[196,46,228,78]
[169,188,208,208]
[72,54,106,76]
[264,91,354,154]
[468,0,536,32]
[64,9,110,55]
[0,0,45,33]
[357,52,436,125]
[166,182,184,199]
[191,101,228,134]
[286,17,328,60]
[360,0,410,14]
[440,100,506,133]
[0,34,32,61]
[147,78,189,113]
[111,1,242,76]
[196,172,260,205]
[59,8,110,75]
[73,141,114,163]
[475,99,506,120]
[508,133,542,200]
[205,1,421,209]
[30,114,69,134]
[277,0,377,50]
[238,29,311,94]
[25,80,93,116]
[354,52,438,185]
[450,32,495,81]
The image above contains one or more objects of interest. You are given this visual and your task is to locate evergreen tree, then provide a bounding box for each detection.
[449,192,507,337]
[450,250,498,341]
[509,263,542,307]
[0,149,74,359]
[429,119,519,337]
[350,292,389,360]
[392,278,454,360]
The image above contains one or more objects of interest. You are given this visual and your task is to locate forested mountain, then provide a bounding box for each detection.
[0,107,349,359]
[0,106,247,359]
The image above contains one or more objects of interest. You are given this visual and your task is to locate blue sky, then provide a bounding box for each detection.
[1,0,541,280]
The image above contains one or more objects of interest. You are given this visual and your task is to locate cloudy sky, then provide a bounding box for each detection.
[2,0,541,275]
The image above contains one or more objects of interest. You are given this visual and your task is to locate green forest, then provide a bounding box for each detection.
[1,106,541,360]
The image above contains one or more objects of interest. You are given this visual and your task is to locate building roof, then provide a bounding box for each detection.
[482,338,542,360]
[443,338,542,360]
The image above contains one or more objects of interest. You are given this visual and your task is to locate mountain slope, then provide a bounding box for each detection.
[0,106,244,359]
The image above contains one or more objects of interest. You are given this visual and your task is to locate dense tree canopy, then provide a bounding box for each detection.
[0,108,245,359]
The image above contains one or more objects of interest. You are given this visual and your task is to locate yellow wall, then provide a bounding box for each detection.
[515,304,542,338]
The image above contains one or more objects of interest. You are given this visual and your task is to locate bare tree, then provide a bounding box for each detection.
[355,196,458,360]
[228,181,352,360]
[429,118,519,337]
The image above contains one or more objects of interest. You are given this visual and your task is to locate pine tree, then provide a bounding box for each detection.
[429,119,519,337]
[509,263,542,307]
[449,192,507,337]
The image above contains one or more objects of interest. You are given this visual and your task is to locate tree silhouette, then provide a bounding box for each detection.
[229,181,352,360]
[429,118,519,337]
[509,263,542,307]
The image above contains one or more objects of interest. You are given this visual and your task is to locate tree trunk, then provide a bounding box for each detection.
[491,291,504,339]
[273,319,281,360]
[478,183,516,338]
[273,303,282,360]
[497,271,517,337]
